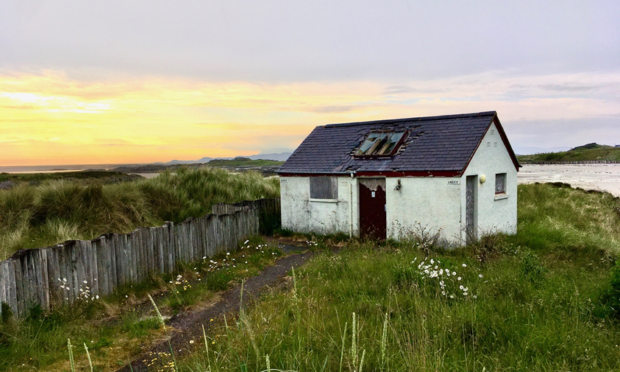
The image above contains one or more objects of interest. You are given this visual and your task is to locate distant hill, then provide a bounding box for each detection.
[517,143,620,163]
[160,152,291,165]
[206,157,284,167]
[112,157,284,174]
[247,152,291,161]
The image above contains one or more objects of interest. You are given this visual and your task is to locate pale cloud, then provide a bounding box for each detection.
[0,69,619,165]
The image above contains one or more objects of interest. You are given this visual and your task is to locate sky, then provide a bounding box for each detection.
[1,0,619,166]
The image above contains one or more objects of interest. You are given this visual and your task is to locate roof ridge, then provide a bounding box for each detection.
[322,111,496,128]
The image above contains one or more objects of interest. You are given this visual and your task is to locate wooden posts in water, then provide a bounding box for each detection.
[0,198,279,319]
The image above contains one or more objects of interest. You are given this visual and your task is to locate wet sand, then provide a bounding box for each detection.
[518,164,620,197]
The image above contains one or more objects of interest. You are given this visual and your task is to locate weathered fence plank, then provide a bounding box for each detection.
[0,198,280,318]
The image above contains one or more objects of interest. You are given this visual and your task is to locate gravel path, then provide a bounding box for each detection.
[118,251,313,372]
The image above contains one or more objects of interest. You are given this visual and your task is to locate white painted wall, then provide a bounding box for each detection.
[385,177,462,244]
[280,176,359,235]
[461,121,518,240]
[280,120,518,245]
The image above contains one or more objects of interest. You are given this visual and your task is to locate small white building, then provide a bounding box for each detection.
[277,111,520,245]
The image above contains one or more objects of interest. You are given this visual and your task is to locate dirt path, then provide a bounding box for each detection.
[118,250,313,372]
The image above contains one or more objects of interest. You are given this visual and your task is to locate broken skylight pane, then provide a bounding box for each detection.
[356,131,406,156]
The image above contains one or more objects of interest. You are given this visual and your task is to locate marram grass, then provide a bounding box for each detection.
[0,167,279,260]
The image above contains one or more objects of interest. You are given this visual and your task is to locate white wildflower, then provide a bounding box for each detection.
[462,263,467,267]
[458,277,462,281]
[479,274,483,278]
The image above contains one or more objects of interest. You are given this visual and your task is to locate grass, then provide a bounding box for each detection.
[0,167,279,260]
[0,236,285,371]
[0,171,142,185]
[513,183,620,254]
[4,183,620,371]
[518,143,620,163]
[164,184,620,371]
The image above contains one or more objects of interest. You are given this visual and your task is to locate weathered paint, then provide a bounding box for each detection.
[280,176,357,234]
[460,121,518,240]
[280,121,518,245]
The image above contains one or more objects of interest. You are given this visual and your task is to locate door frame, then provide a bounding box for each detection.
[465,175,478,244]
[358,178,387,240]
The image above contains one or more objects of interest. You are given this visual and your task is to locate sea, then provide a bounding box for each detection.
[0,164,142,174]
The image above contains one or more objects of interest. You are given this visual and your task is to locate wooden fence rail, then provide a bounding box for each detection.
[0,198,280,318]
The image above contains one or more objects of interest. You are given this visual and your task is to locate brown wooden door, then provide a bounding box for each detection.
[359,179,387,240]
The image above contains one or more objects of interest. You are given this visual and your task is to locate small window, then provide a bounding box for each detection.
[495,173,506,194]
[310,177,338,199]
[355,131,406,156]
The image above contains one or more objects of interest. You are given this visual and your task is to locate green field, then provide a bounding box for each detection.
[518,143,620,163]
[0,167,279,260]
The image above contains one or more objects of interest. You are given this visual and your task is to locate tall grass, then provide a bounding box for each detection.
[172,184,620,371]
[511,183,620,254]
[0,167,279,260]
[178,241,620,371]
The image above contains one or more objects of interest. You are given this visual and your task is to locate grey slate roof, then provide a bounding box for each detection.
[278,111,519,174]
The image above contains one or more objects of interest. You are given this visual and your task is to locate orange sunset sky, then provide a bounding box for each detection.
[1,1,619,166]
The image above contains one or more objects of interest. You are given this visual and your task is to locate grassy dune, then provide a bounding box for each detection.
[514,183,620,254]
[0,167,279,260]
[518,143,620,163]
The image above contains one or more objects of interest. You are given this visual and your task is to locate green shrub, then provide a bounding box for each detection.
[520,251,546,284]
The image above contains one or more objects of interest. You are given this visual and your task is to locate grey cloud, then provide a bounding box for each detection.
[0,0,618,82]
[383,85,417,95]
[539,84,606,92]
[504,117,620,152]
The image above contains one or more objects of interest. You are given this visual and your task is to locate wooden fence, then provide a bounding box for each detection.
[0,198,280,319]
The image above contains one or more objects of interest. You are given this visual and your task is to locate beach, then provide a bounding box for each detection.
[519,164,620,197]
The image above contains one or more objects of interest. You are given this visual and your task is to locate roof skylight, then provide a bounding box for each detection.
[355,131,406,156]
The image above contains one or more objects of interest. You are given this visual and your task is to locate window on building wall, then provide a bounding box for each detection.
[355,131,407,157]
[310,177,338,199]
[495,173,507,194]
